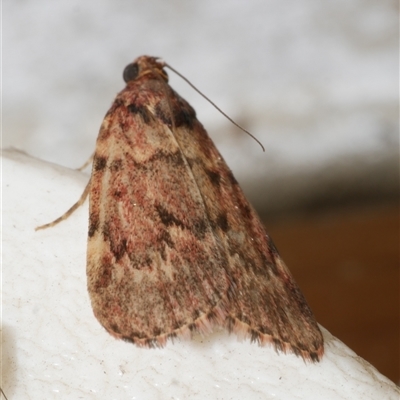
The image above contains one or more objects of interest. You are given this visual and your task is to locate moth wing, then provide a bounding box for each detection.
[86,99,231,346]
[87,70,323,360]
[173,114,324,361]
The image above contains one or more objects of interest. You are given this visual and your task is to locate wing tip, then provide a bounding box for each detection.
[100,304,324,362]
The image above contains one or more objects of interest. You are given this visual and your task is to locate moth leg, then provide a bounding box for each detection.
[1,387,9,400]
[76,152,95,171]
[35,179,90,231]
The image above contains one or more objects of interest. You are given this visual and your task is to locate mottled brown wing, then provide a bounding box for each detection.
[165,91,324,361]
[87,79,231,347]
[87,55,323,360]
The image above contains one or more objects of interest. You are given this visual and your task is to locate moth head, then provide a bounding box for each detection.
[123,56,168,84]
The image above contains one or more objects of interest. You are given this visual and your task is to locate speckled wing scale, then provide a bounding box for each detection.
[87,55,324,361]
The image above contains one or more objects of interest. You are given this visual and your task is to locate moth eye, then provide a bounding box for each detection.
[123,63,139,83]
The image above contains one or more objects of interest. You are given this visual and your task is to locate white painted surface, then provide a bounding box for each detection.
[3,149,399,399]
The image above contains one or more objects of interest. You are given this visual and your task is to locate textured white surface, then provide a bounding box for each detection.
[2,149,399,399]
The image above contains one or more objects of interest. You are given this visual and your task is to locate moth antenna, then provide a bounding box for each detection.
[164,63,265,152]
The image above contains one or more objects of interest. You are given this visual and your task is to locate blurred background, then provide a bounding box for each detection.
[4,0,398,382]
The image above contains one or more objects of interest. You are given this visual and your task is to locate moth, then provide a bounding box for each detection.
[38,55,324,361]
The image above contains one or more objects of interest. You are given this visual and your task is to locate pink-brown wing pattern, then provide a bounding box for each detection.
[87,56,323,360]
